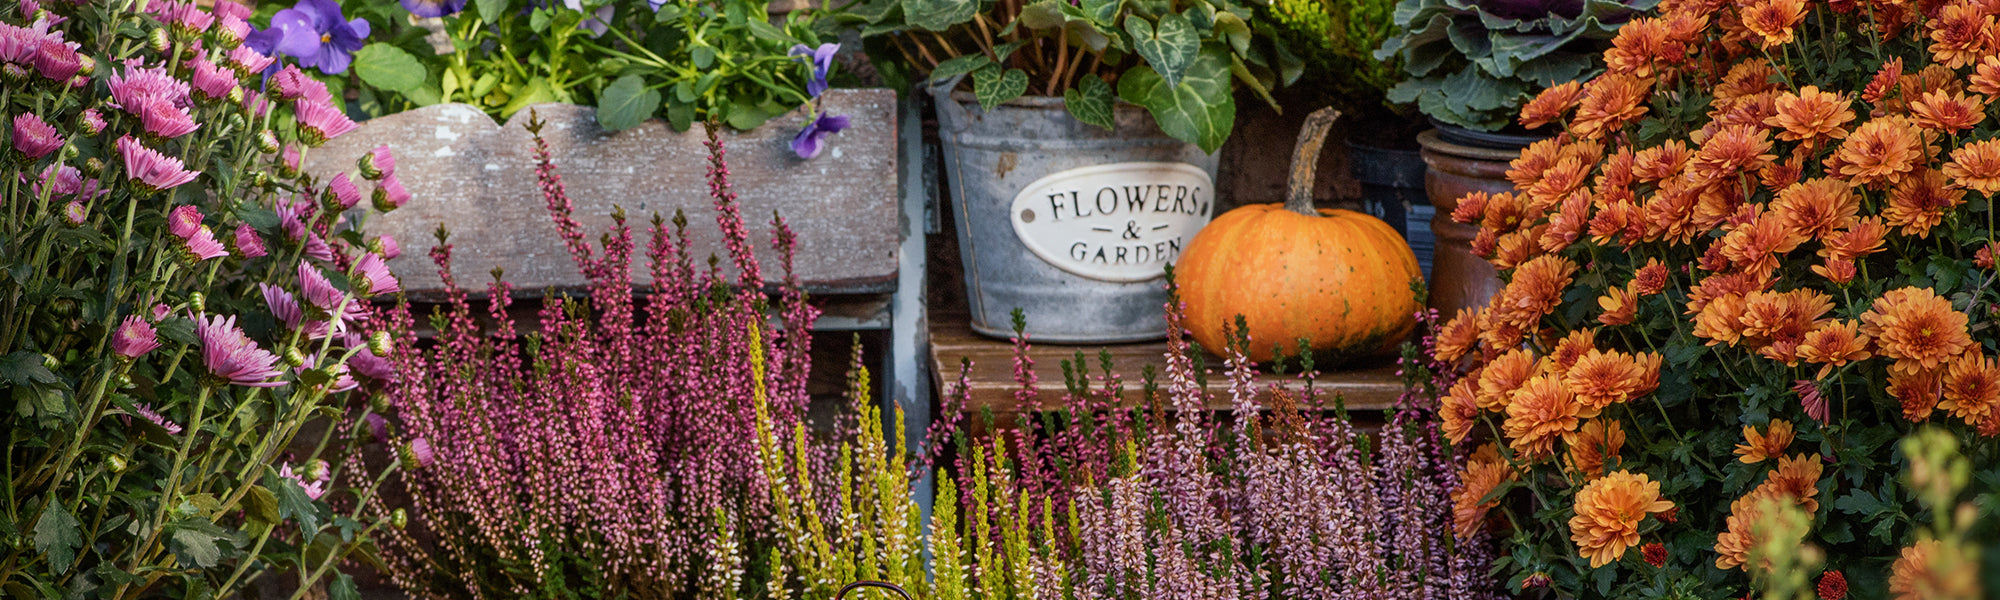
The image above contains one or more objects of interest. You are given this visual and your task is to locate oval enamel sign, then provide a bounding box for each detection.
[1008,162,1215,283]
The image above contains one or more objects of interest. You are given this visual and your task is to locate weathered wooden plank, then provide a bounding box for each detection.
[928,310,1405,414]
[302,90,901,299]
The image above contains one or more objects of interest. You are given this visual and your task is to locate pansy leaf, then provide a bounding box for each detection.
[596,75,660,132]
[1063,74,1115,130]
[353,44,426,94]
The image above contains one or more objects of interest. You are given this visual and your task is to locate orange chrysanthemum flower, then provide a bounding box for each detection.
[1764,453,1826,514]
[1943,138,2000,194]
[1565,419,1626,482]
[1529,158,1594,210]
[1718,60,1781,102]
[1891,367,1945,421]
[1714,492,1779,570]
[1477,348,1540,411]
[1767,86,1856,142]
[1719,212,1807,279]
[1434,307,1479,364]
[1690,124,1778,183]
[1771,178,1859,240]
[1568,470,1674,568]
[1883,168,1967,238]
[1981,242,2000,269]
[1494,255,1577,329]
[1631,259,1669,296]
[1504,374,1586,460]
[1927,1,1995,68]
[1441,379,1482,445]
[1942,352,2000,427]
[1633,140,1695,182]
[1863,57,1906,105]
[1973,55,2000,96]
[1550,329,1598,373]
[1829,116,1928,187]
[1798,320,1873,376]
[1521,80,1586,129]
[1452,444,1515,540]
[1820,217,1890,260]
[1693,292,1752,346]
[1564,349,1663,410]
[1598,287,1639,325]
[1540,191,1593,252]
[1742,0,1808,46]
[1452,191,1493,224]
[1475,300,1528,351]
[1733,420,1794,464]
[1910,89,1988,132]
[1888,539,1979,600]
[1740,289,1835,364]
[1814,257,1859,284]
[1589,198,1644,246]
[1863,287,1975,375]
[1491,227,1546,270]
[1573,74,1654,139]
[1480,191,1535,233]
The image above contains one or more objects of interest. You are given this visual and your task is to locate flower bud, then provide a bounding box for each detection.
[82,156,103,176]
[258,130,280,154]
[148,28,171,53]
[40,354,58,370]
[252,170,271,189]
[390,508,407,529]
[368,330,393,357]
[0,63,28,82]
[186,292,205,313]
[62,200,86,226]
[398,438,434,470]
[283,346,306,368]
[369,393,391,413]
[79,108,105,136]
[116,372,133,389]
[305,459,330,483]
[108,454,128,473]
[75,55,94,77]
[357,150,384,180]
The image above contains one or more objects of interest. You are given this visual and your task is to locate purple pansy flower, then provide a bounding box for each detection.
[789,43,837,98]
[401,0,468,18]
[791,112,849,159]
[245,0,370,75]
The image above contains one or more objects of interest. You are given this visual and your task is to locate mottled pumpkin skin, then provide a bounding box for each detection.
[1177,204,1422,364]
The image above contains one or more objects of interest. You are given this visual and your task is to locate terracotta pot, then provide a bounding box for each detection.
[1417,129,1515,316]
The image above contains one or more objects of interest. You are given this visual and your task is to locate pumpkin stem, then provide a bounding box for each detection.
[1284,106,1343,217]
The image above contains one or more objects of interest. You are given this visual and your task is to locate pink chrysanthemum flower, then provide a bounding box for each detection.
[211,0,252,20]
[12,112,62,159]
[372,173,409,212]
[302,233,335,262]
[194,312,285,388]
[269,65,330,104]
[298,353,358,393]
[181,226,230,262]
[78,108,104,135]
[189,57,236,102]
[116,136,199,192]
[111,315,161,359]
[62,200,85,225]
[324,172,362,211]
[0,22,50,74]
[278,463,326,499]
[1795,380,1828,423]
[167,205,203,238]
[150,303,171,321]
[106,61,189,112]
[33,37,78,81]
[364,413,389,440]
[233,223,266,257]
[214,14,249,48]
[351,253,398,296]
[130,402,182,434]
[261,282,303,328]
[295,100,356,147]
[32,163,80,197]
[279,145,302,177]
[158,1,213,36]
[361,144,395,180]
[297,261,348,312]
[345,332,396,382]
[225,45,272,78]
[370,234,400,259]
[133,95,199,139]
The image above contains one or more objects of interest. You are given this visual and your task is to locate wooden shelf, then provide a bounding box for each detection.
[928,310,1406,415]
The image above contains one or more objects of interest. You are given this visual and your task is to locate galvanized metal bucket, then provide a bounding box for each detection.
[932,88,1221,343]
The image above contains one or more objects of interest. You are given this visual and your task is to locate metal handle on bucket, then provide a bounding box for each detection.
[927,74,974,134]
[836,580,914,600]
[1284,106,1344,216]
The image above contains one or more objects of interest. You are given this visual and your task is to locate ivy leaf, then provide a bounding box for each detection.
[32,502,81,574]
[1063,75,1115,130]
[1116,45,1235,153]
[1125,13,1198,89]
[971,65,1029,112]
[930,54,991,83]
[265,470,323,543]
[353,44,426,94]
[596,75,660,132]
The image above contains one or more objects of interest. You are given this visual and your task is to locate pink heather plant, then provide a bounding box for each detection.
[2,0,406,597]
[369,119,820,600]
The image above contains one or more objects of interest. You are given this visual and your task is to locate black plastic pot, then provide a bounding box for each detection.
[1349,140,1434,280]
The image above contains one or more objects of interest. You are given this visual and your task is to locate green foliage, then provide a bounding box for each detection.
[833,0,1291,152]
[1253,0,1399,112]
[343,0,831,131]
[1374,0,1648,131]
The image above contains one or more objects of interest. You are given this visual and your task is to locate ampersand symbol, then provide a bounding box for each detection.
[1121,220,1141,240]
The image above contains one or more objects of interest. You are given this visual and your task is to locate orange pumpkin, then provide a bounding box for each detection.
[1174,107,1421,364]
